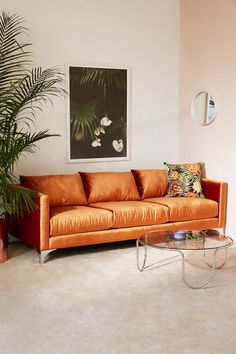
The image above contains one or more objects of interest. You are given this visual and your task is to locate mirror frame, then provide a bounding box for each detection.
[191,91,217,126]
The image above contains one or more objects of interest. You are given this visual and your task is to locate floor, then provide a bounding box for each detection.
[0,239,236,354]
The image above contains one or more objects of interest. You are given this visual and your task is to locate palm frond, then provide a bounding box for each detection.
[70,100,99,140]
[80,68,126,91]
[1,129,59,171]
[0,11,66,217]
[0,67,66,125]
[0,186,38,218]
[0,12,31,91]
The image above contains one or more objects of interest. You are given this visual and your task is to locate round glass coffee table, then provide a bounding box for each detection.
[137,229,233,289]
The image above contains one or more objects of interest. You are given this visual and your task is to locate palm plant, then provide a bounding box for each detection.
[0,11,65,218]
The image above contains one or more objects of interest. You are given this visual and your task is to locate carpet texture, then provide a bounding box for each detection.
[0,239,236,354]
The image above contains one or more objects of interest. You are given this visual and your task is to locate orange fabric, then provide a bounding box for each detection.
[49,218,219,249]
[20,174,87,207]
[144,197,218,222]
[50,206,113,236]
[81,172,140,203]
[90,201,169,228]
[12,176,227,252]
[14,191,50,250]
[132,169,167,199]
[201,178,227,227]
[39,193,50,249]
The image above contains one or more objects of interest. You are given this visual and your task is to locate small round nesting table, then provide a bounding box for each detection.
[136,229,233,289]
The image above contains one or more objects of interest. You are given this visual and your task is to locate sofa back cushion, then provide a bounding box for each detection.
[20,174,87,207]
[80,172,140,203]
[132,169,167,199]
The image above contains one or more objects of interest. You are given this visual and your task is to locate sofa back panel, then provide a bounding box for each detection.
[132,169,167,199]
[20,174,87,207]
[80,172,140,203]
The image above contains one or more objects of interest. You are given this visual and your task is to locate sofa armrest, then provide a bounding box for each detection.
[14,190,50,251]
[201,178,227,228]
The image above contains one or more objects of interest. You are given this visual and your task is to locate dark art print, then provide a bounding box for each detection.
[67,65,130,162]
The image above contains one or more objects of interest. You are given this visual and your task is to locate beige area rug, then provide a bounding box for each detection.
[1,239,236,354]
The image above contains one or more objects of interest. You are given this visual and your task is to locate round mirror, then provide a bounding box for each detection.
[191,91,217,126]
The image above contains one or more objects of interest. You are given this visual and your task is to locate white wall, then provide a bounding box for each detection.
[2,0,180,175]
[180,0,236,235]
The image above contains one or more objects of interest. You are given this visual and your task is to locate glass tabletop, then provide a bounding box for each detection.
[138,229,233,251]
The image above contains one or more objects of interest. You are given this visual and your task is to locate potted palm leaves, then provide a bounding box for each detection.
[0,12,65,262]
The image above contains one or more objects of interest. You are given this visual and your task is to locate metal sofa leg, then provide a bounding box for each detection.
[39,249,56,264]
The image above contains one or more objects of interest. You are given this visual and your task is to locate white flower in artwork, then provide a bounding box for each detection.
[100,116,112,126]
[112,139,123,152]
[94,126,105,136]
[91,138,101,147]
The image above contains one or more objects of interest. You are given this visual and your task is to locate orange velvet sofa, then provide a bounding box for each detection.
[12,170,227,263]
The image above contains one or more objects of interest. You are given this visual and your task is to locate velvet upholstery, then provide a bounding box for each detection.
[12,173,227,253]
[90,201,168,228]
[50,206,113,236]
[81,172,140,203]
[14,191,50,250]
[48,219,219,249]
[131,169,167,199]
[144,197,218,222]
[201,178,227,227]
[20,174,87,207]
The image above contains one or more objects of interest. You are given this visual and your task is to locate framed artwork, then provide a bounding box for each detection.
[66,64,130,163]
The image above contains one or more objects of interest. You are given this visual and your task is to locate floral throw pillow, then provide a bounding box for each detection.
[163,162,205,198]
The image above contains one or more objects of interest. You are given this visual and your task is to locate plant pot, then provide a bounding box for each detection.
[0,221,8,263]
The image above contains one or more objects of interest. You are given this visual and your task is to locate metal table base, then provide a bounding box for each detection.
[136,239,229,290]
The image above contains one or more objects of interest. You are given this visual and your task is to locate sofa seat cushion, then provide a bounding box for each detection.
[144,197,218,222]
[50,206,113,236]
[89,201,169,228]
